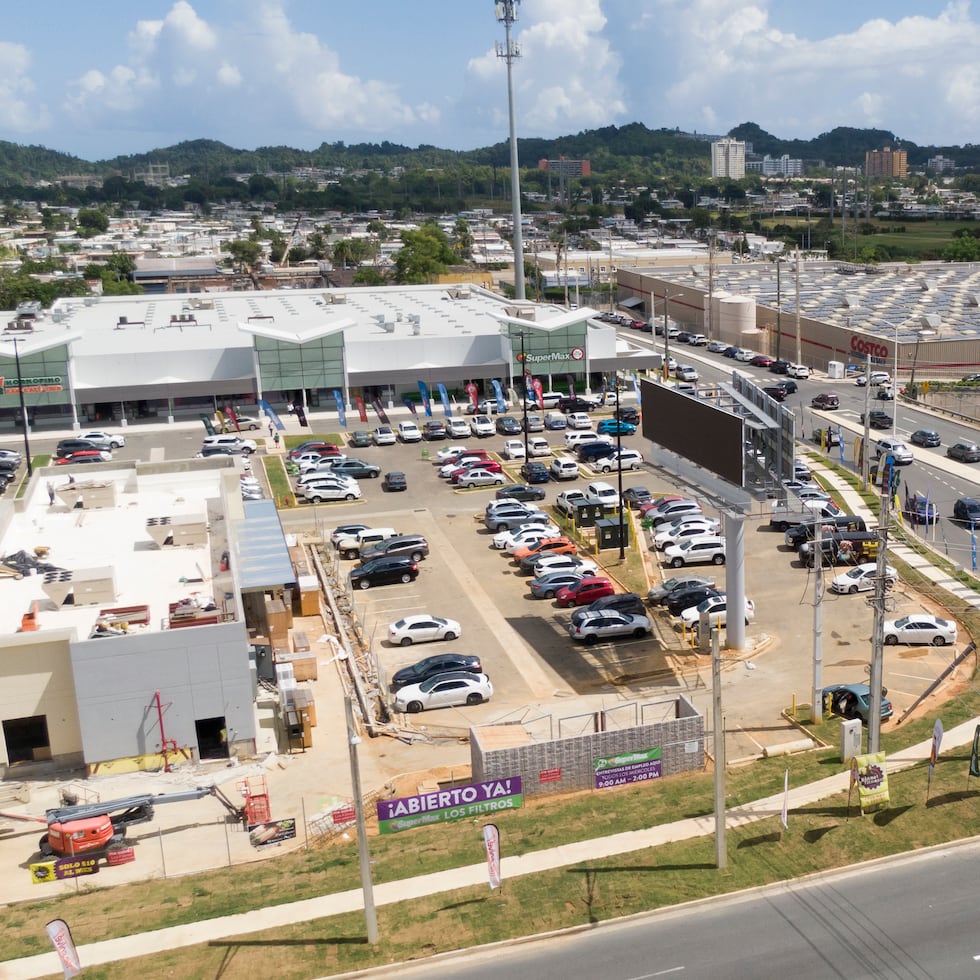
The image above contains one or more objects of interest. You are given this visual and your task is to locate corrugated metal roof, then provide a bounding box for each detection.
[234,499,295,592]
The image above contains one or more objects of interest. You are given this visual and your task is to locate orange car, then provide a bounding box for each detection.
[511,536,577,563]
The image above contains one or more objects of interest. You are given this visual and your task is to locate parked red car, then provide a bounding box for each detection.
[555,577,615,608]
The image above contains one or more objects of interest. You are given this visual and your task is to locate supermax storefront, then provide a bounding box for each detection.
[0,286,656,428]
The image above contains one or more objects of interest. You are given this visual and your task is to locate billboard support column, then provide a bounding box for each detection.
[724,512,746,650]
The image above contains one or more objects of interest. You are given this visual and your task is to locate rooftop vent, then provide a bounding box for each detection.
[381,320,395,333]
[919,314,941,329]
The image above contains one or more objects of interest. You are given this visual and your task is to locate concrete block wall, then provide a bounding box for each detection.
[471,697,705,796]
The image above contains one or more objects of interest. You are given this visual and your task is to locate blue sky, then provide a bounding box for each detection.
[2,1,978,160]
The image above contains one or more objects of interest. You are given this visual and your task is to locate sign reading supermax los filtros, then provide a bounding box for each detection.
[376,777,523,834]
[594,747,663,790]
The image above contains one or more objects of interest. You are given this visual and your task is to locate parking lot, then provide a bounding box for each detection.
[26,411,967,761]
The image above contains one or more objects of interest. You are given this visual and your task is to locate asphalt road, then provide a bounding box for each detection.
[381,839,980,980]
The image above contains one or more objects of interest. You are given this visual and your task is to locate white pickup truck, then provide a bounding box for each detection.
[555,489,588,517]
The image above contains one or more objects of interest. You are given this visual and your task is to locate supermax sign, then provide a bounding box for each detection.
[850,336,890,359]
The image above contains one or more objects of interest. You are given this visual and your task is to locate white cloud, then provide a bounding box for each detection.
[217,62,242,88]
[0,41,50,133]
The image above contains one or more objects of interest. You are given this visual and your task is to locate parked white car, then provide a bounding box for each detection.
[388,615,461,646]
[527,436,551,457]
[566,412,592,430]
[502,439,526,460]
[882,613,957,646]
[653,518,722,550]
[393,672,493,713]
[531,554,598,576]
[663,535,727,568]
[78,430,126,450]
[787,363,810,379]
[592,449,644,473]
[446,418,470,439]
[302,482,362,503]
[397,421,422,442]
[680,595,755,629]
[495,522,561,551]
[550,457,580,481]
[435,444,470,462]
[372,426,396,445]
[470,414,495,438]
[830,563,898,594]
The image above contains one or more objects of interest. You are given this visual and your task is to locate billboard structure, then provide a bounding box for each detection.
[639,375,795,497]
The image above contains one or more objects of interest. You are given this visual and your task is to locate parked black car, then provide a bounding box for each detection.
[421,421,447,441]
[614,406,640,424]
[769,359,792,374]
[359,534,429,564]
[496,483,547,502]
[666,584,722,617]
[495,416,522,435]
[349,555,419,590]
[570,592,646,626]
[382,471,407,492]
[330,459,381,479]
[54,438,100,459]
[520,461,551,484]
[763,385,788,402]
[390,653,483,692]
[577,441,616,463]
[558,397,595,414]
[776,379,798,394]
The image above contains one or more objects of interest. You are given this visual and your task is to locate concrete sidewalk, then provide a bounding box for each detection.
[802,453,980,611]
[3,718,978,980]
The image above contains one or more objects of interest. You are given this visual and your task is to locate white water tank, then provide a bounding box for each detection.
[717,294,756,344]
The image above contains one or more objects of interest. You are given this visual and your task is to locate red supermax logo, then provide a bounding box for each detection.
[850,336,889,359]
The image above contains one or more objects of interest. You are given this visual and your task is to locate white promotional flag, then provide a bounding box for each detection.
[45,919,82,978]
[781,768,789,829]
[483,823,501,890]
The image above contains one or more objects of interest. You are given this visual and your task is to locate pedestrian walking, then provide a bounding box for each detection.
[46,481,55,505]
[268,421,274,438]
[273,431,280,449]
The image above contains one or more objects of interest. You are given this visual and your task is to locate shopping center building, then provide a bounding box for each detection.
[0,284,658,429]
[618,260,980,381]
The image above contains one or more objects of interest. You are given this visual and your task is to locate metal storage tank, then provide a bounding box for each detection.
[707,290,730,340]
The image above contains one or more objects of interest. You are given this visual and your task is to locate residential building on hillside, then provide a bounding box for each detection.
[865,146,908,179]
[711,139,746,179]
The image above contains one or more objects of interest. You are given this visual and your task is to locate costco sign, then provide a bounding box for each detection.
[850,336,889,360]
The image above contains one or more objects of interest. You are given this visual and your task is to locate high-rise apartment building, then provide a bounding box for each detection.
[865,146,908,179]
[711,138,746,179]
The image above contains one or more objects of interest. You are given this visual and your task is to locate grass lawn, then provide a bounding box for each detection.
[4,681,979,976]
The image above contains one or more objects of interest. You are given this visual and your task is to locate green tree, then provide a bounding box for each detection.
[451,218,473,260]
[226,239,263,270]
[352,267,387,285]
[306,233,329,260]
[392,222,456,284]
[76,208,109,237]
[943,231,980,262]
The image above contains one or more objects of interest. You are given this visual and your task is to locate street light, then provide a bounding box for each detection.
[909,328,938,393]
[518,330,530,466]
[614,377,625,560]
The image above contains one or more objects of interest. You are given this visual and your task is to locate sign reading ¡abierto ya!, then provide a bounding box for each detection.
[376,777,523,834]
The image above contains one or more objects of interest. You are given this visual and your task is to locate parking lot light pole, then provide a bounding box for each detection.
[615,378,625,559]
[11,336,32,477]
[519,330,530,466]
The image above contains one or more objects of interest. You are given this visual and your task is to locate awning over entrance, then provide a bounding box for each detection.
[618,297,644,310]
[234,499,295,592]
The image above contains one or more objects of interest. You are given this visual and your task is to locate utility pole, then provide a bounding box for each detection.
[812,519,824,722]
[706,233,715,340]
[345,696,378,943]
[867,467,891,754]
[775,258,782,360]
[794,249,801,365]
[662,288,671,381]
[861,353,872,489]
